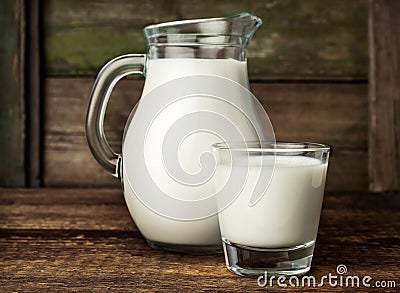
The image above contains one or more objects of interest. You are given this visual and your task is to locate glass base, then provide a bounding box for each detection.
[222,238,315,278]
[147,240,223,255]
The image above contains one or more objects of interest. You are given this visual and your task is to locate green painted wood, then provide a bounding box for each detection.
[0,0,25,186]
[43,0,368,80]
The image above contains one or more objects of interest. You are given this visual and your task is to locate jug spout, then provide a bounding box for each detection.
[222,12,263,43]
[144,12,262,47]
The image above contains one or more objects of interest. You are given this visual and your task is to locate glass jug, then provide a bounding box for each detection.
[86,13,270,254]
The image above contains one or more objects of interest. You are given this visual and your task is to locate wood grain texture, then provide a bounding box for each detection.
[43,78,367,191]
[252,83,368,191]
[26,0,42,187]
[43,0,368,80]
[368,0,400,192]
[0,188,399,292]
[0,0,25,186]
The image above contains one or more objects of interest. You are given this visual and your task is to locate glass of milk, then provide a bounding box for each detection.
[212,142,330,277]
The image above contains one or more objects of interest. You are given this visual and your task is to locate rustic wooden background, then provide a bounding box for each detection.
[1,0,399,192]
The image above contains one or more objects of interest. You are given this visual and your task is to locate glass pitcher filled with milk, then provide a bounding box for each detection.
[86,13,274,254]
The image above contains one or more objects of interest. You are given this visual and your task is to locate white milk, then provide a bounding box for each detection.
[142,58,249,94]
[216,156,328,248]
[123,58,264,245]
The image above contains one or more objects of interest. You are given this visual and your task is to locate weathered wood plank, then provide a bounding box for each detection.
[0,0,25,186]
[0,189,133,231]
[3,189,397,233]
[252,82,369,192]
[43,0,368,80]
[0,189,399,292]
[251,83,368,151]
[43,78,367,191]
[368,0,400,192]
[26,0,41,187]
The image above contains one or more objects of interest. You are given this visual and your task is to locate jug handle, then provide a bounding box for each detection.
[85,54,146,178]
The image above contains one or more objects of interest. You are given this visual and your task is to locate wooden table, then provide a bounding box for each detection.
[0,189,399,292]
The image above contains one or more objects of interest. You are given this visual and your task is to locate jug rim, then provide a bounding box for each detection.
[144,12,262,41]
[145,12,261,30]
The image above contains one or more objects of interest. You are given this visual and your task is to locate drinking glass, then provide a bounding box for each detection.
[212,142,330,277]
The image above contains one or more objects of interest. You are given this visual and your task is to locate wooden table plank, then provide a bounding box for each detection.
[0,189,133,230]
[0,189,399,292]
